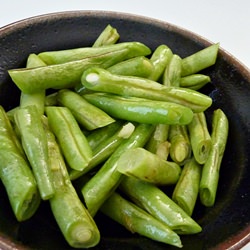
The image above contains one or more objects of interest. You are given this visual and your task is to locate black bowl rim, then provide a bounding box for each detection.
[0,10,249,250]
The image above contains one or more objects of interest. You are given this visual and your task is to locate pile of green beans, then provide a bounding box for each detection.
[0,24,229,248]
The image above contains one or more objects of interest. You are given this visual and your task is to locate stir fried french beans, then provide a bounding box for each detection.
[1,24,229,248]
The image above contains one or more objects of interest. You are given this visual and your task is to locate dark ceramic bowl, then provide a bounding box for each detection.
[0,10,249,250]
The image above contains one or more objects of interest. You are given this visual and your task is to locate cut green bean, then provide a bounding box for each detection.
[20,53,47,115]
[188,112,211,164]
[180,74,211,90]
[86,120,124,150]
[92,24,120,47]
[119,176,202,234]
[169,125,191,165]
[163,54,182,87]
[83,93,193,125]
[181,43,219,76]
[108,56,154,78]
[45,106,92,172]
[14,105,54,200]
[9,42,151,93]
[148,44,173,81]
[43,118,100,248]
[172,157,202,216]
[199,109,229,207]
[57,89,115,130]
[38,42,151,65]
[81,67,212,112]
[101,192,183,248]
[117,147,181,185]
[81,123,154,217]
[69,122,135,180]
[0,106,40,221]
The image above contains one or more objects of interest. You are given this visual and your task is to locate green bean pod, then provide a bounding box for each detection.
[169,125,192,165]
[14,105,54,200]
[163,54,182,87]
[43,118,100,248]
[45,106,92,172]
[81,67,212,112]
[100,192,183,248]
[20,53,47,115]
[117,147,181,185]
[188,112,211,164]
[180,74,211,90]
[83,93,193,125]
[69,122,134,180]
[8,42,151,94]
[57,89,115,130]
[148,44,173,81]
[81,123,154,217]
[86,120,124,150]
[0,106,40,221]
[92,24,120,47]
[181,43,219,76]
[172,157,202,216]
[108,56,154,78]
[199,109,229,207]
[119,176,202,234]
[38,42,151,65]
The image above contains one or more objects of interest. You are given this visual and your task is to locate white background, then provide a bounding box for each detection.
[0,1,249,249]
[0,0,249,69]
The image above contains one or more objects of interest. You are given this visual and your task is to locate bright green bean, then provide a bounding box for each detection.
[180,74,211,90]
[188,112,211,164]
[83,93,194,125]
[119,176,202,234]
[117,147,181,185]
[0,106,40,221]
[101,192,183,248]
[81,67,212,112]
[45,106,92,172]
[199,109,229,207]
[14,105,54,200]
[172,157,202,216]
[57,89,115,130]
[181,43,219,76]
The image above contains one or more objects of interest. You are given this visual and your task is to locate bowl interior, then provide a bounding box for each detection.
[0,10,250,250]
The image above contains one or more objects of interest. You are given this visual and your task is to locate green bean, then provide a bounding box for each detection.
[43,118,100,248]
[117,147,181,185]
[45,92,58,106]
[172,157,202,216]
[81,123,154,217]
[38,42,151,65]
[199,109,229,207]
[20,53,47,115]
[14,105,54,200]
[8,42,151,93]
[148,44,173,81]
[57,89,115,130]
[163,54,182,87]
[81,67,212,112]
[181,43,219,76]
[169,125,191,165]
[108,56,154,78]
[92,24,120,47]
[0,106,40,221]
[45,106,92,172]
[69,122,135,180]
[180,74,211,90]
[83,92,193,125]
[188,112,211,164]
[145,124,169,156]
[119,176,202,234]
[86,120,124,150]
[100,192,183,248]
